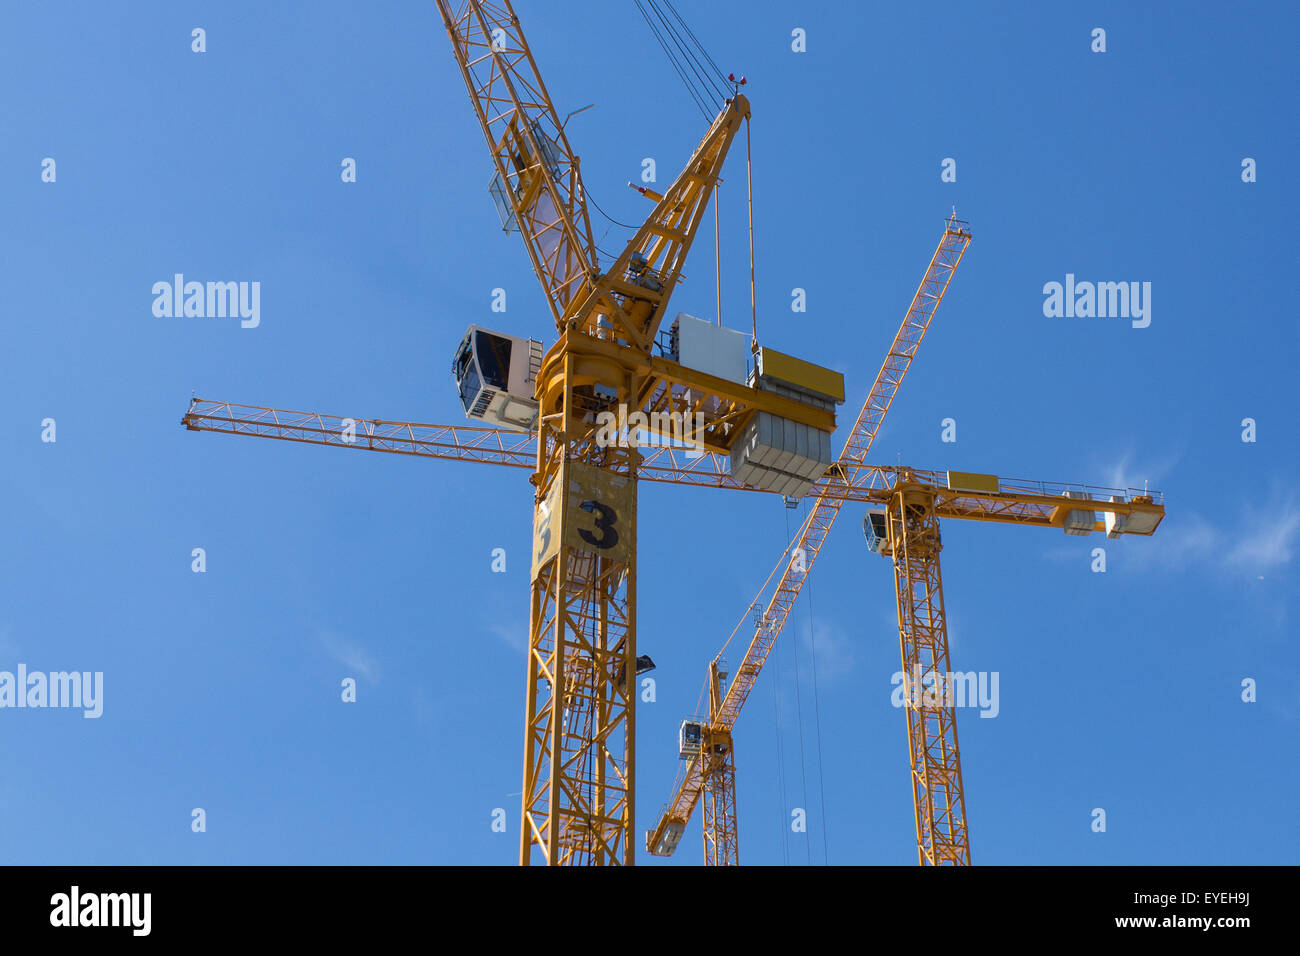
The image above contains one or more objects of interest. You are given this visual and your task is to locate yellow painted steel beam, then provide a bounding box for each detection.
[565,95,750,350]
[180,400,1164,533]
[435,0,599,331]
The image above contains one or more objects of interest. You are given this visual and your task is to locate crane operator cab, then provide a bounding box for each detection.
[864,509,889,555]
[679,719,704,759]
[451,324,544,431]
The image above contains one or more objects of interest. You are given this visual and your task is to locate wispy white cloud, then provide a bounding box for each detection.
[1093,486,1298,577]
[797,617,856,682]
[1072,455,1299,578]
[1124,510,1216,573]
[319,631,380,683]
[1226,497,1300,572]
[410,686,440,732]
[1101,450,1180,495]
[486,620,527,654]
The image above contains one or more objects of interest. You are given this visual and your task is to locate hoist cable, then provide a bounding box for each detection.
[633,0,711,119]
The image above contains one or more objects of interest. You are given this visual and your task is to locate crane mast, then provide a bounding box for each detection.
[700,660,738,865]
[885,484,968,863]
[514,93,754,865]
[435,0,731,864]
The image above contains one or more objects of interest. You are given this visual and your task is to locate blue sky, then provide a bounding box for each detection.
[1,0,1296,865]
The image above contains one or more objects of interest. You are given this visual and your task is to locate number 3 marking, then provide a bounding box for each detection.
[578,500,619,549]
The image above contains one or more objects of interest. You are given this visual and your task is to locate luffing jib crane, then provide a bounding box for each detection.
[648,214,973,863]
[435,0,857,866]
[187,0,854,865]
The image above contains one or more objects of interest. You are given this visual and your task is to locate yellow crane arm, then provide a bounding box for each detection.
[182,399,537,467]
[179,401,1162,530]
[569,95,749,349]
[178,399,864,495]
[715,218,972,723]
[865,468,1165,535]
[436,0,599,329]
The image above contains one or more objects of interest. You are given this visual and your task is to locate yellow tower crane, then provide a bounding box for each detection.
[184,0,853,865]
[649,466,1164,865]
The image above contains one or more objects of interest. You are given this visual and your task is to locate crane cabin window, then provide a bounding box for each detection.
[454,338,481,414]
[474,330,512,391]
